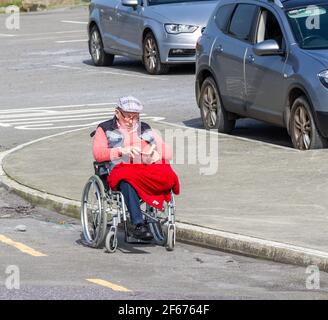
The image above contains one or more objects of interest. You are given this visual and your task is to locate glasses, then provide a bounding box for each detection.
[118,109,140,121]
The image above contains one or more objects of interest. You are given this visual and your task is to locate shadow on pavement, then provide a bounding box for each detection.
[183,117,293,149]
[82,57,195,76]
[76,231,156,254]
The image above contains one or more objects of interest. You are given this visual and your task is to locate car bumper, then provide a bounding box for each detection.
[315,111,328,138]
[158,30,201,64]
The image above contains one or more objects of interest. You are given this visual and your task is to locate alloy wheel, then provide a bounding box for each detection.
[91,30,101,63]
[292,104,312,150]
[144,37,158,72]
[202,84,218,128]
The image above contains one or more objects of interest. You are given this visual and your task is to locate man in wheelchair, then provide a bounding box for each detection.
[92,96,180,241]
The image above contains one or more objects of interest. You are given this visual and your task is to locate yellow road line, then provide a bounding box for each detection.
[0,234,47,257]
[86,278,131,292]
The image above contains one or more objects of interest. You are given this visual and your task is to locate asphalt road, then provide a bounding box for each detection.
[0,6,326,300]
[1,186,328,300]
[0,6,292,153]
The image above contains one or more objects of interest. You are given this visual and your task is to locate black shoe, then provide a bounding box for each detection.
[133,224,153,241]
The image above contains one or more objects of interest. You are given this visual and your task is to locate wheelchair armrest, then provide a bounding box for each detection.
[93,161,111,176]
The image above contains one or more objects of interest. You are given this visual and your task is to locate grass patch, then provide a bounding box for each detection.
[0,0,22,8]
[0,0,89,9]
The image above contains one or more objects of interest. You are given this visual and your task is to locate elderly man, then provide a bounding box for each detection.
[93,96,179,240]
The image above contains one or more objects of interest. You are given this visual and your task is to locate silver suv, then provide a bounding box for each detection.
[196,0,328,150]
[88,0,218,75]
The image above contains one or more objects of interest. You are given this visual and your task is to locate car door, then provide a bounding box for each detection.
[210,3,258,116]
[244,6,288,125]
[114,0,144,56]
[99,0,121,51]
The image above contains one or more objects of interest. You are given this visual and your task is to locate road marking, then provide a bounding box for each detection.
[86,279,132,292]
[0,103,164,130]
[55,39,87,44]
[10,35,87,42]
[0,102,116,113]
[0,234,47,257]
[52,64,82,70]
[0,30,84,37]
[61,20,88,25]
[0,34,16,37]
[52,64,169,81]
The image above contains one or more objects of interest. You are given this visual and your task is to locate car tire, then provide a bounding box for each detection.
[289,96,327,150]
[199,77,235,133]
[143,32,169,75]
[89,25,114,67]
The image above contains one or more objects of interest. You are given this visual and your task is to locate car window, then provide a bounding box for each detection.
[286,5,328,50]
[228,4,258,42]
[256,8,285,49]
[215,4,236,32]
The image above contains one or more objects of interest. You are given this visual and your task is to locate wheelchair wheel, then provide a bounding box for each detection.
[105,230,118,253]
[81,175,107,248]
[166,224,176,251]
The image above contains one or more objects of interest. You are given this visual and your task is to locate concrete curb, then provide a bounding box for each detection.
[1,129,328,271]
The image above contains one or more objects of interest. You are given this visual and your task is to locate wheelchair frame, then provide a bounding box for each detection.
[80,161,177,253]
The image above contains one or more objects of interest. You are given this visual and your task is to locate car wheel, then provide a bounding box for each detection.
[143,32,169,75]
[89,26,114,67]
[199,77,235,133]
[289,96,327,150]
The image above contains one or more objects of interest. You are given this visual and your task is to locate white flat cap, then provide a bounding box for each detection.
[117,96,143,113]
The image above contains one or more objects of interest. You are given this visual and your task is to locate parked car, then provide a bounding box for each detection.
[196,0,328,150]
[88,0,219,75]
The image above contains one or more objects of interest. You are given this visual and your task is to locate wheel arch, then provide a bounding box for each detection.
[88,20,102,37]
[196,67,219,107]
[285,85,316,135]
[142,27,154,42]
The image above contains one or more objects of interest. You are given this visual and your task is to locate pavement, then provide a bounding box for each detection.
[2,120,328,271]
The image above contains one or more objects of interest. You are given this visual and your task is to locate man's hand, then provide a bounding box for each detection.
[120,146,141,159]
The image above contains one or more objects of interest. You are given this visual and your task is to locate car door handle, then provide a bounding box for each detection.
[248,55,255,63]
[214,45,223,54]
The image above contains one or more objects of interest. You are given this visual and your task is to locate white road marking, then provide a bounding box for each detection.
[0,30,84,37]
[0,102,116,114]
[61,20,88,25]
[0,34,16,37]
[0,109,115,121]
[52,64,82,70]
[55,39,87,43]
[51,64,169,81]
[0,103,164,130]
[7,34,87,42]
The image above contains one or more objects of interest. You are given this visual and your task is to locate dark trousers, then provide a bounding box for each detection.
[119,180,143,226]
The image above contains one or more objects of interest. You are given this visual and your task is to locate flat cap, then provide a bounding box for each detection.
[117,96,143,113]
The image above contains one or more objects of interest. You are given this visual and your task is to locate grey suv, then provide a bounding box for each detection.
[196,0,328,150]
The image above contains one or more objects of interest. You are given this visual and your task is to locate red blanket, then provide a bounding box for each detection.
[107,162,180,210]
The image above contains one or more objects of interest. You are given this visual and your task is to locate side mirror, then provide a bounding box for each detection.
[121,0,138,8]
[253,39,282,56]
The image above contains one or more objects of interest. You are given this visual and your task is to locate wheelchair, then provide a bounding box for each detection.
[80,160,177,253]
